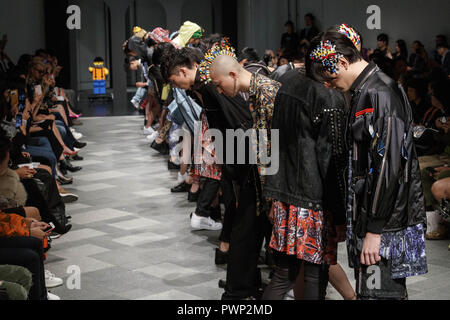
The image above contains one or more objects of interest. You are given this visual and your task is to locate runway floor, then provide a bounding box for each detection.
[45,115,450,300]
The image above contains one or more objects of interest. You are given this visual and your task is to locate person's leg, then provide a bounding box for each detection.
[223,169,265,299]
[262,252,299,300]
[25,143,57,178]
[328,263,356,300]
[23,207,41,221]
[0,237,47,300]
[302,262,330,300]
[0,265,33,300]
[50,105,69,126]
[195,179,221,218]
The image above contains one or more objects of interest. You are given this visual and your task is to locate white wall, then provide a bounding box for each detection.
[0,0,46,64]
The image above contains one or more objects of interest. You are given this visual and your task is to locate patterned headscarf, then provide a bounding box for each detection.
[338,23,361,47]
[198,37,236,82]
[309,40,343,74]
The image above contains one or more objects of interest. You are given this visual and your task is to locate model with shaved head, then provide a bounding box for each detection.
[210,54,252,97]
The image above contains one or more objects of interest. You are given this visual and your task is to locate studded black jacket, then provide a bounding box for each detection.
[263,70,348,225]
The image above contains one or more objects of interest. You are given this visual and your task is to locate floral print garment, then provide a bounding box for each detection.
[269,201,337,265]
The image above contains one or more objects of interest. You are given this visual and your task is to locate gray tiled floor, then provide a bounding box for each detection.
[46,116,450,300]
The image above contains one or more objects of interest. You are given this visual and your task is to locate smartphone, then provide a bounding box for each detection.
[44,222,55,233]
[34,85,42,96]
[10,89,18,106]
[15,113,22,128]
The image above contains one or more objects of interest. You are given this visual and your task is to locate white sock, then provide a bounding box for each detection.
[177,172,185,184]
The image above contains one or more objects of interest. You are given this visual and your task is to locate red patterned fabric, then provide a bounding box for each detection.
[269,201,337,265]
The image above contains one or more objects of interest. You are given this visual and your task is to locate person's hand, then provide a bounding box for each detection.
[361,232,381,265]
[30,227,47,239]
[31,221,50,230]
[45,114,56,121]
[15,167,36,179]
[136,82,147,88]
[21,152,31,159]
[33,91,43,105]
[433,166,450,179]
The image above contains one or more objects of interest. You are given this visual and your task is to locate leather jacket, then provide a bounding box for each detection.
[263,70,348,224]
[348,62,426,235]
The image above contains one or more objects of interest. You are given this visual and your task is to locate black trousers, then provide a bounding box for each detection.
[0,236,47,300]
[222,171,267,299]
[195,178,220,218]
[218,169,237,243]
[22,169,67,233]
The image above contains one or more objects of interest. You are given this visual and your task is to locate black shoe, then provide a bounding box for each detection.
[70,154,84,161]
[218,279,226,289]
[59,158,82,173]
[168,160,180,170]
[188,189,200,202]
[171,182,190,193]
[151,140,169,155]
[73,141,87,149]
[215,248,229,265]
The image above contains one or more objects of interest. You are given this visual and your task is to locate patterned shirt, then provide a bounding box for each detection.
[248,73,281,178]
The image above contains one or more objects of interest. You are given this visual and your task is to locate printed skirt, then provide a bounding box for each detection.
[269,201,337,265]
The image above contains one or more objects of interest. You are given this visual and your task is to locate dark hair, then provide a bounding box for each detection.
[406,77,428,101]
[160,47,203,83]
[413,41,425,55]
[203,33,222,51]
[34,48,49,57]
[306,31,363,82]
[285,20,294,28]
[152,42,175,66]
[0,129,11,164]
[430,76,450,112]
[238,47,260,63]
[437,42,449,49]
[17,54,32,75]
[377,33,389,44]
[396,39,408,60]
[305,13,315,21]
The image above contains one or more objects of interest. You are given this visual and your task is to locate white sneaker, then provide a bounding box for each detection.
[146,131,159,143]
[45,270,63,288]
[70,128,76,133]
[47,291,61,300]
[152,123,160,130]
[131,99,140,109]
[143,126,155,135]
[73,132,83,140]
[190,212,222,231]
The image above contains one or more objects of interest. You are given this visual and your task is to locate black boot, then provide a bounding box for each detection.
[171,182,190,193]
[151,140,169,155]
[168,160,180,170]
[73,141,87,149]
[59,158,82,173]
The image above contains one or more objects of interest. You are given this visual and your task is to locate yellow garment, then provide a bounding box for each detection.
[89,65,109,81]
[173,21,202,48]
[133,26,147,39]
[161,84,171,101]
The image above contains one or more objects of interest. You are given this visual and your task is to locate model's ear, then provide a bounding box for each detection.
[229,70,238,80]
[338,56,350,71]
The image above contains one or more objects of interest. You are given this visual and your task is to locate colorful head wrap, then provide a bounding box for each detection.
[309,40,343,74]
[338,23,361,47]
[199,37,236,83]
